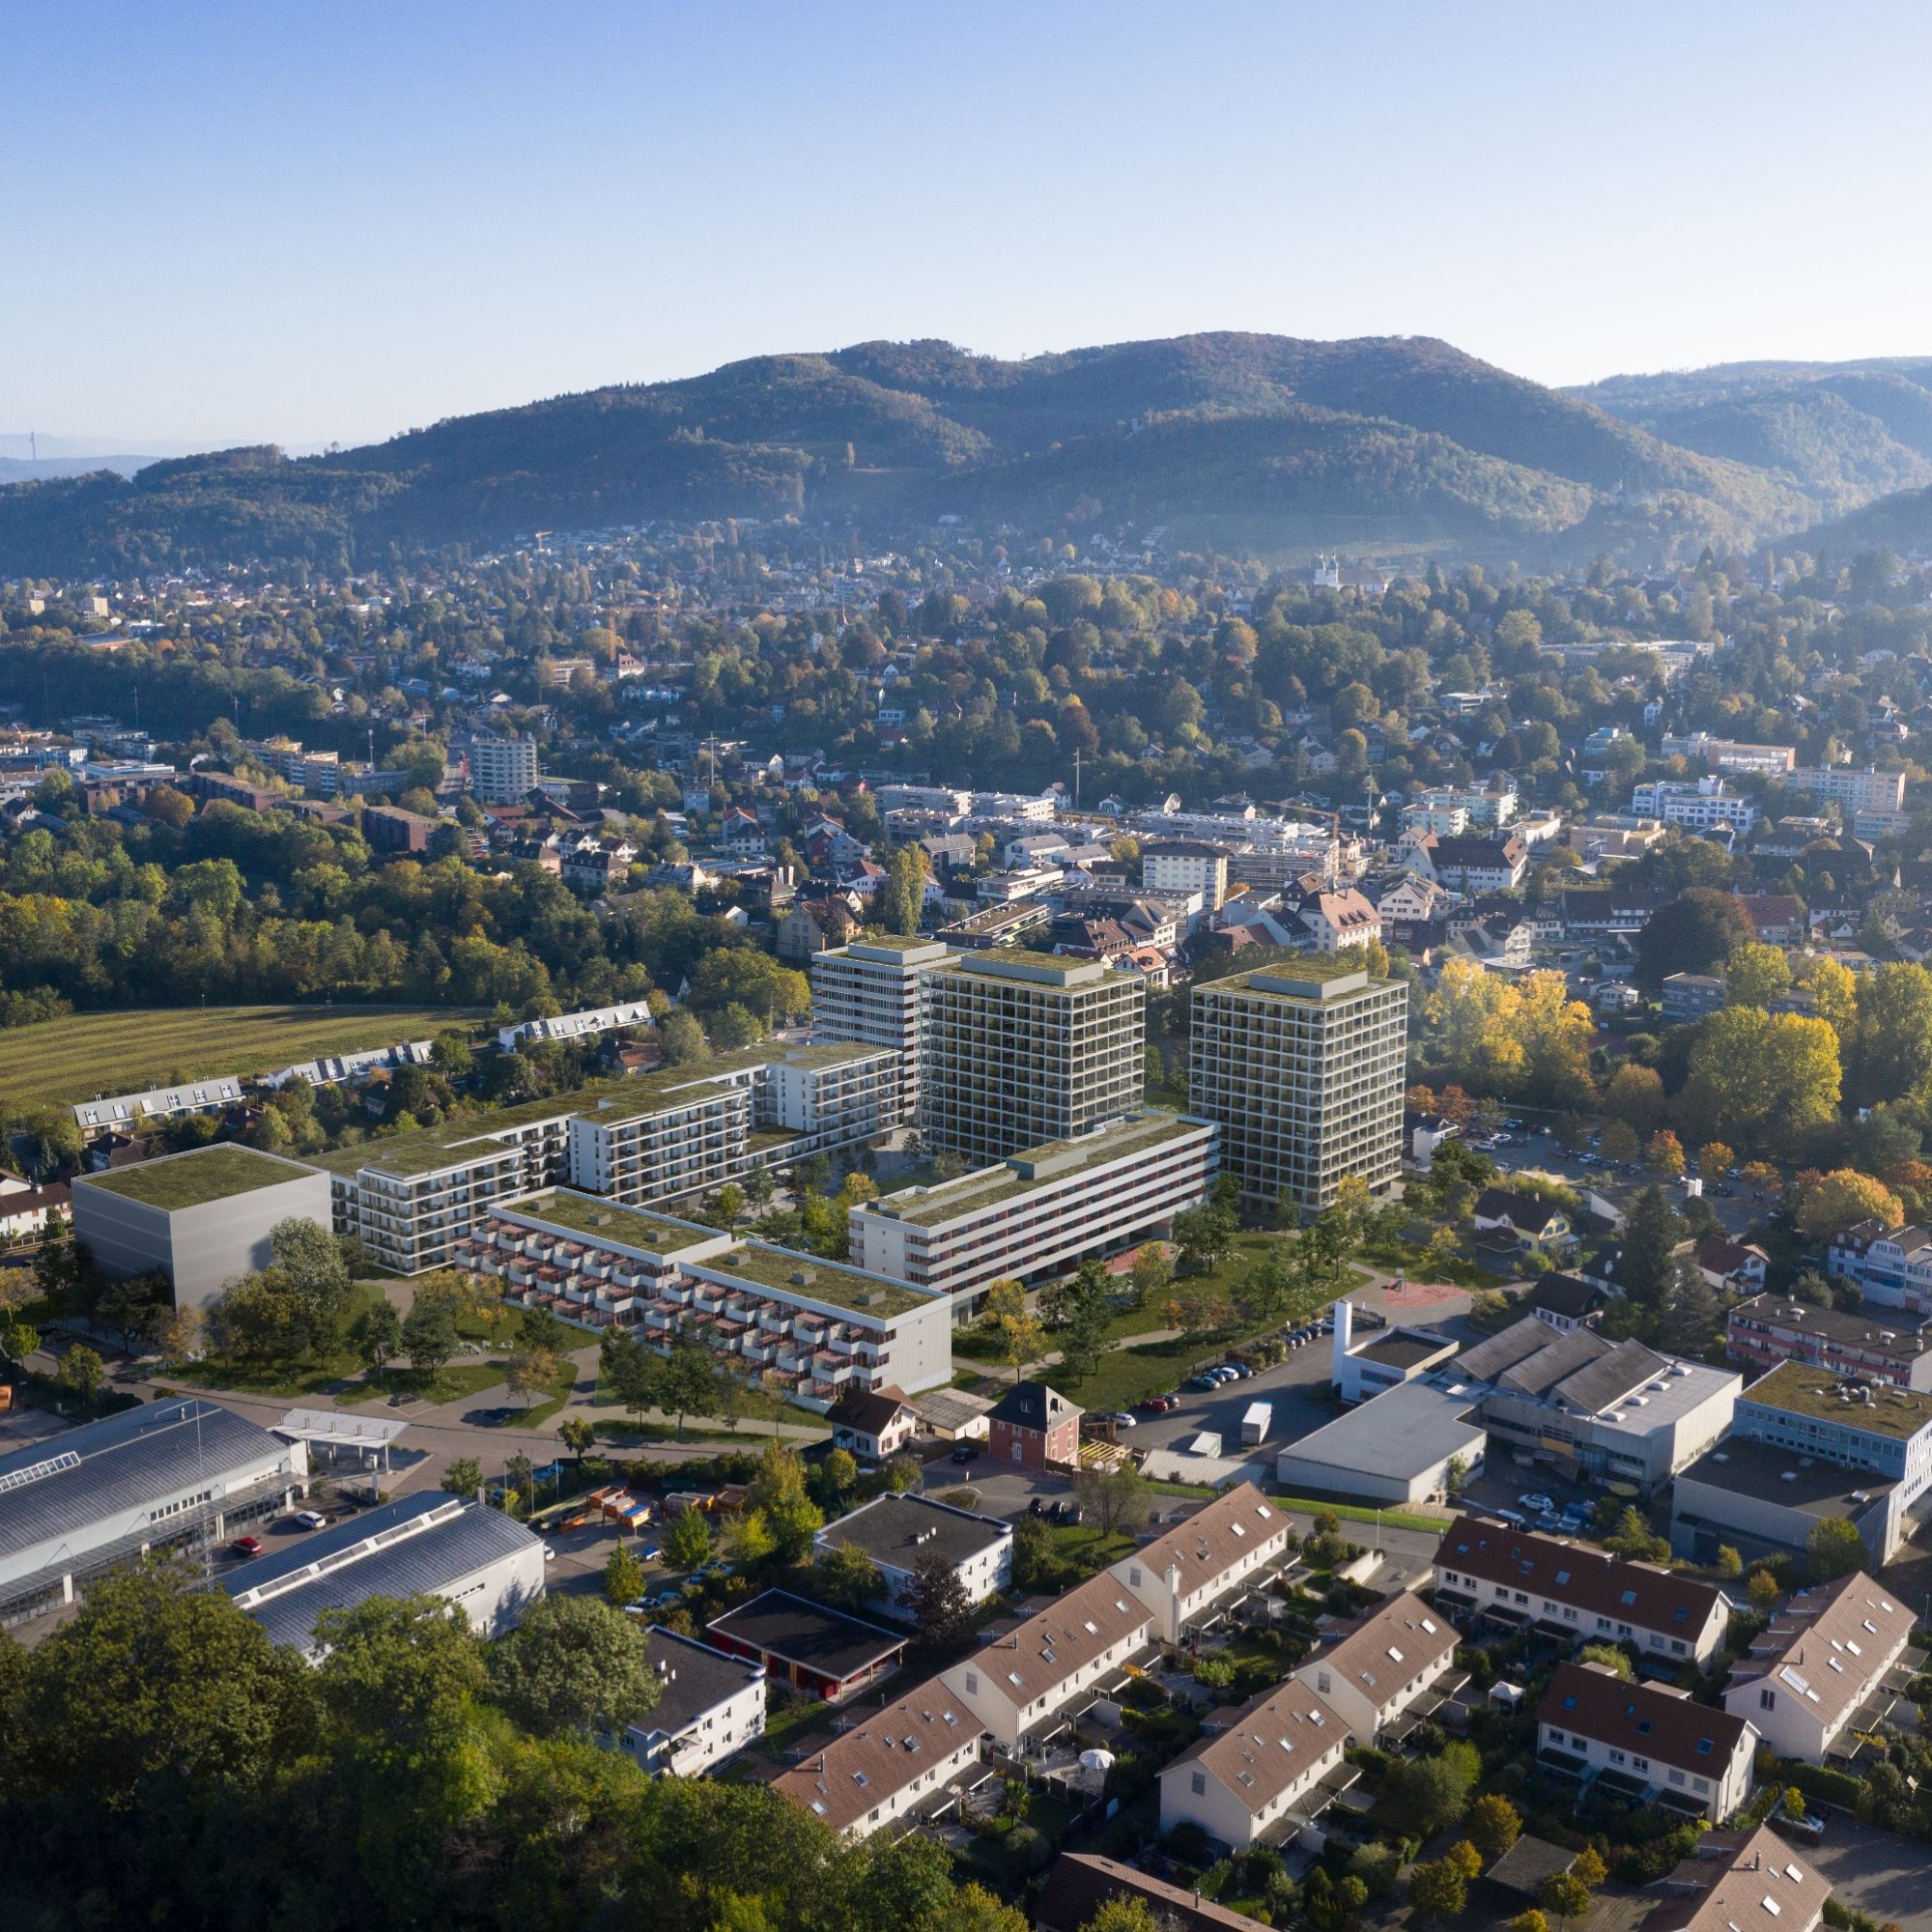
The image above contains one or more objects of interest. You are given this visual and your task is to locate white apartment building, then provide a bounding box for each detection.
[320,1046,894,1273]
[1539,1662,1754,1821]
[1292,1591,1461,1745]
[1188,961,1406,1215]
[1722,1570,1916,1764]
[1786,766,1907,814]
[774,1675,984,1838]
[1142,841,1231,912]
[920,951,1145,1166]
[941,1571,1153,1749]
[1631,777,1761,834]
[1434,1512,1732,1665]
[623,1629,768,1776]
[812,1492,1013,1622]
[1108,1483,1293,1645]
[810,938,950,1121]
[847,1111,1216,1314]
[466,733,540,804]
[1159,1676,1349,1851]
[463,1190,954,1405]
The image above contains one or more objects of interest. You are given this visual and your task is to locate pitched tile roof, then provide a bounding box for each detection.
[773,1674,980,1833]
[966,1570,1151,1706]
[1724,1569,1916,1737]
[1437,1513,1724,1638]
[1118,1482,1287,1599]
[1168,1675,1344,1815]
[1539,1661,1749,1776]
[1302,1590,1459,1709]
[987,1379,1081,1433]
[1037,1854,1263,1932]
[1637,1824,1828,1932]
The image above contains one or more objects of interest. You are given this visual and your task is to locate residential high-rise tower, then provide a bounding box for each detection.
[810,938,951,1123]
[1188,960,1406,1216]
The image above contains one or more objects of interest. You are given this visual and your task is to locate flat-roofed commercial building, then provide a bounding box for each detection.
[811,937,951,1120]
[920,951,1144,1166]
[1721,1570,1917,1764]
[0,1397,307,1622]
[222,1490,546,1658]
[71,1145,335,1310]
[848,1111,1216,1314]
[1671,1360,1932,1567]
[463,1190,955,1406]
[1188,962,1406,1215]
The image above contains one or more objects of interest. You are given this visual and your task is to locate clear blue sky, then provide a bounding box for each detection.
[6,1,1930,450]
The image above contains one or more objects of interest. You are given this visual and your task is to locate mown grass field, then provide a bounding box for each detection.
[0,1005,487,1110]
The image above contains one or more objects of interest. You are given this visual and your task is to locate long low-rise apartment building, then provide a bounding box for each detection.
[1159,1675,1350,1851]
[315,1044,895,1273]
[461,1190,954,1406]
[1721,1569,1917,1764]
[1108,1482,1293,1645]
[1538,1661,1755,1821]
[1292,1591,1462,1746]
[1433,1512,1731,1665]
[847,1110,1217,1314]
[1726,1293,1932,1391]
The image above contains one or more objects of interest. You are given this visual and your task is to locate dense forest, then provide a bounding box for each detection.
[0,331,1905,578]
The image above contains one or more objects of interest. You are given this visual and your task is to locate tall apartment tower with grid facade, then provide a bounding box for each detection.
[810,938,951,1124]
[920,951,1145,1165]
[1188,960,1406,1216]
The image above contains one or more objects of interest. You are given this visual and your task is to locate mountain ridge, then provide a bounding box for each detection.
[3,331,1923,579]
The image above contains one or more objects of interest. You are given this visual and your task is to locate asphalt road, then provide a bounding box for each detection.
[1804,1814,1932,1932]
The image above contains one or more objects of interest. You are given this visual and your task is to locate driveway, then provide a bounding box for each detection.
[1804,1814,1932,1932]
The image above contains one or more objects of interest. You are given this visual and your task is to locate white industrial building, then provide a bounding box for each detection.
[0,1397,307,1623]
[1278,1378,1490,1506]
[222,1490,546,1657]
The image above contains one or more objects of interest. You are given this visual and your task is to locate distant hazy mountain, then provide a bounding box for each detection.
[4,333,1915,578]
[0,454,167,483]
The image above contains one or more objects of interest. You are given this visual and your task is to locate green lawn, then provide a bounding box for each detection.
[515,1358,589,1429]
[337,1357,517,1407]
[0,1004,486,1110]
[1275,1495,1451,1532]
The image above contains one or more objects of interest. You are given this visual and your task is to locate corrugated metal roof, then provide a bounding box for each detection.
[224,1498,541,1652]
[0,1398,290,1564]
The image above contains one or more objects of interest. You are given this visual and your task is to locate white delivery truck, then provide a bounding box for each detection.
[1240,1401,1272,1446]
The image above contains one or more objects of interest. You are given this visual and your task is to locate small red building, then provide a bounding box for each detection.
[987,1379,1082,1470]
[705,1589,905,1704]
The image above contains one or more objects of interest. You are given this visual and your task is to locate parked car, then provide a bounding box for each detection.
[1106,1411,1138,1428]
[293,1509,328,1531]
[951,1441,980,1463]
[1772,1809,1826,1842]
[1491,1507,1528,1528]
[1053,1500,1083,1524]
[229,1534,263,1558]
[1519,1492,1555,1514]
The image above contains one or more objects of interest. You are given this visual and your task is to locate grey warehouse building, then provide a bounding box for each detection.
[221,1491,547,1657]
[71,1144,334,1311]
[0,1396,307,1623]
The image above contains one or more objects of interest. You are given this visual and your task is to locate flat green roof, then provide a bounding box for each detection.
[502,1189,719,1255]
[1202,961,1390,1002]
[310,1075,649,1178]
[83,1144,310,1211]
[867,1111,1209,1228]
[1743,1361,1932,1441]
[765,1040,895,1069]
[696,1242,931,1318]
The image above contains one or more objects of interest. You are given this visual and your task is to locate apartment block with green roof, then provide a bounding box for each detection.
[849,1110,1217,1315]
[919,951,1145,1166]
[1188,963,1406,1215]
